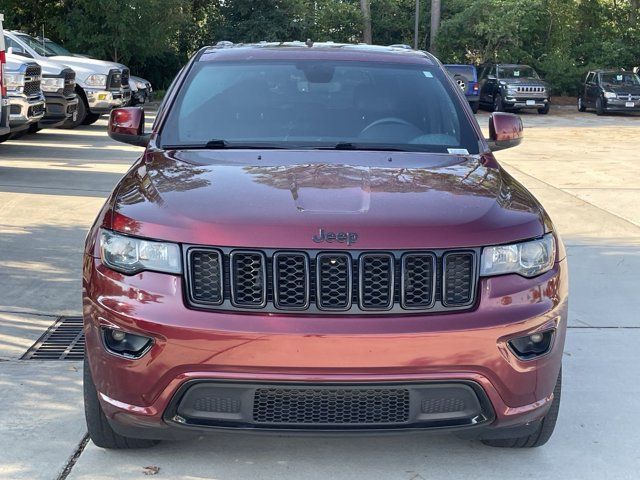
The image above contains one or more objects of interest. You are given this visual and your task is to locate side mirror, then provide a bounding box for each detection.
[108,107,150,147]
[487,75,496,80]
[7,46,13,55]
[488,112,523,151]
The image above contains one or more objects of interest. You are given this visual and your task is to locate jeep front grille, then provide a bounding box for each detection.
[185,247,478,314]
[515,86,545,94]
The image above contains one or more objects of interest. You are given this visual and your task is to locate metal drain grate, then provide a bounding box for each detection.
[22,316,85,360]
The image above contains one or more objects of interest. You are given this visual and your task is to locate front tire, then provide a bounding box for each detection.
[471,102,479,114]
[493,94,504,112]
[60,96,87,129]
[578,96,586,112]
[538,103,550,115]
[82,113,102,125]
[596,97,605,116]
[84,357,159,449]
[482,369,561,448]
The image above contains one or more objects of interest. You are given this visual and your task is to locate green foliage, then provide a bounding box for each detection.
[0,0,638,94]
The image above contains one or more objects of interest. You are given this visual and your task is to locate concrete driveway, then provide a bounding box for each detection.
[0,106,638,479]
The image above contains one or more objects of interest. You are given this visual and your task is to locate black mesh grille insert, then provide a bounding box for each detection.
[359,254,393,310]
[273,253,309,309]
[63,69,76,97]
[402,254,435,309]
[443,252,475,306]
[231,251,266,307]
[253,388,410,425]
[421,397,466,414]
[189,250,223,305]
[317,253,351,310]
[193,396,241,414]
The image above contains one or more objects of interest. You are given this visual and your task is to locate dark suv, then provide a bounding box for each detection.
[479,64,550,114]
[578,69,640,115]
[84,43,567,450]
[444,64,480,113]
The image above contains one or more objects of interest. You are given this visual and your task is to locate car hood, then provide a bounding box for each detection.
[49,55,121,75]
[109,150,546,250]
[32,57,71,76]
[604,85,640,96]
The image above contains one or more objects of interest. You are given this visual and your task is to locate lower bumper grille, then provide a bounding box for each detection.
[253,387,410,425]
[169,382,492,430]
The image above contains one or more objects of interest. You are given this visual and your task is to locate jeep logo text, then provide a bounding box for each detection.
[312,228,358,246]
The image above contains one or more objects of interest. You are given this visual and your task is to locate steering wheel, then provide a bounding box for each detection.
[359,117,416,137]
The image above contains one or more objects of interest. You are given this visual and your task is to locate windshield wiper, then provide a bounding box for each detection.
[318,142,409,152]
[163,140,287,150]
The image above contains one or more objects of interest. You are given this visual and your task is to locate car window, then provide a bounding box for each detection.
[599,72,640,86]
[445,66,476,82]
[585,72,594,84]
[161,60,480,154]
[5,36,30,56]
[497,66,539,79]
[15,34,54,56]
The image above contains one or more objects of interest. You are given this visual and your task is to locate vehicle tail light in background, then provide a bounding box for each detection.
[0,49,6,97]
[473,84,479,92]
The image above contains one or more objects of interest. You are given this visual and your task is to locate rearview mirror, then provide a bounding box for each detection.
[487,112,523,151]
[108,107,150,147]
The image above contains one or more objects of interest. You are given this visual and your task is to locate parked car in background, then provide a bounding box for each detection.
[29,57,78,132]
[4,31,130,128]
[578,69,640,115]
[478,63,550,114]
[444,64,480,113]
[129,75,153,106]
[1,54,45,141]
[0,14,10,139]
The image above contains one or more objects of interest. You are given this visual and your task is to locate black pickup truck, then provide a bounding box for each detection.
[478,63,550,114]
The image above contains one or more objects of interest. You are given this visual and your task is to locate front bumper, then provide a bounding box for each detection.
[8,93,46,130]
[503,96,549,109]
[83,256,568,440]
[40,93,79,128]
[604,98,640,112]
[85,87,131,113]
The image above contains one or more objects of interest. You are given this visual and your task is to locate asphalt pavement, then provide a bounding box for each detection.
[0,106,638,479]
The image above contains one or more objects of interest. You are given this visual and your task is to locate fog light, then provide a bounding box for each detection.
[508,329,554,361]
[102,328,152,359]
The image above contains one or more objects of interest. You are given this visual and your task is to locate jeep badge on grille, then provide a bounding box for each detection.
[312,228,358,245]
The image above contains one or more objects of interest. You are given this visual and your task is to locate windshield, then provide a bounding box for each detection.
[497,66,539,79]
[600,72,640,86]
[15,34,61,57]
[161,60,479,154]
[42,38,72,56]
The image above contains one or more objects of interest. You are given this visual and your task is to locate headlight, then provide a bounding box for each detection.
[4,72,25,90]
[603,91,617,99]
[481,234,555,278]
[40,77,65,92]
[84,74,107,87]
[100,229,181,275]
[134,80,146,89]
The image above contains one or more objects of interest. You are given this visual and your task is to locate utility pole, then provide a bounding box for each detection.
[360,0,372,44]
[430,0,441,55]
[414,0,420,49]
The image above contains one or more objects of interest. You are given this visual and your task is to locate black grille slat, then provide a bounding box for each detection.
[231,251,267,307]
[317,253,352,310]
[443,252,475,306]
[185,248,477,314]
[63,69,76,97]
[253,388,410,425]
[189,250,223,305]
[359,254,394,310]
[402,253,436,309]
[273,253,309,309]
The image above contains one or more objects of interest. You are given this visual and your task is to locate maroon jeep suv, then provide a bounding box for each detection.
[83,43,567,449]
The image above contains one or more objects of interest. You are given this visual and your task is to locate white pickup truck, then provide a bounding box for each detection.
[4,30,131,128]
[0,14,10,139]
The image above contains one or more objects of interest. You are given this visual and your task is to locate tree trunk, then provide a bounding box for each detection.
[360,0,372,44]
[429,0,441,55]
